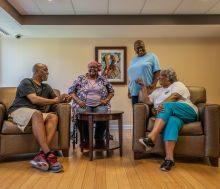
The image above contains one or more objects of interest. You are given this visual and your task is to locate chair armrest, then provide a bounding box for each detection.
[133,103,150,152]
[0,104,6,131]
[138,87,149,105]
[199,103,220,157]
[51,103,71,149]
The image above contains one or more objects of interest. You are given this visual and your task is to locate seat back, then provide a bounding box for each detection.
[187,86,206,105]
[0,87,61,110]
[0,87,17,110]
[139,86,206,105]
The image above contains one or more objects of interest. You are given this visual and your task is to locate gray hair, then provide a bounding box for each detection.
[160,68,178,83]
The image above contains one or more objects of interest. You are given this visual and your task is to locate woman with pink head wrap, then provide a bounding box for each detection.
[88,60,102,72]
[68,60,114,149]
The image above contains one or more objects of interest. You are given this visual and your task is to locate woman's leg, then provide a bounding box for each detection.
[163,116,183,161]
[94,106,108,140]
[76,107,92,143]
[165,141,176,161]
[159,116,183,171]
[148,118,166,142]
[149,102,197,142]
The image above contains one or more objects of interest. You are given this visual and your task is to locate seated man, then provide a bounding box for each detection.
[8,63,71,173]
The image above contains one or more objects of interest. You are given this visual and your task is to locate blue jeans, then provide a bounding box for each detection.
[156,102,197,141]
[76,105,108,141]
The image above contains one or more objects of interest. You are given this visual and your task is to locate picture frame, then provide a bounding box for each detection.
[95,46,127,85]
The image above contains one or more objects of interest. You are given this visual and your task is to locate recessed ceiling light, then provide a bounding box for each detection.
[48,0,53,2]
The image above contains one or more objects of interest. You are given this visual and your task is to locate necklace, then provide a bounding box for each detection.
[88,79,96,88]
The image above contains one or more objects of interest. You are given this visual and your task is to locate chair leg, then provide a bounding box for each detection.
[209,157,219,167]
[62,149,69,157]
[134,151,146,160]
[72,118,78,150]
[0,156,4,162]
[72,142,76,149]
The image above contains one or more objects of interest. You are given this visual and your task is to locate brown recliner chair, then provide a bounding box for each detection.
[133,86,220,166]
[0,87,71,159]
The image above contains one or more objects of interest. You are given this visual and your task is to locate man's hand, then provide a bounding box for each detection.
[128,90,131,99]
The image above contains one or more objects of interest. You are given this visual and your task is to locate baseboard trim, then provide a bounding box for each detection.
[110,124,132,130]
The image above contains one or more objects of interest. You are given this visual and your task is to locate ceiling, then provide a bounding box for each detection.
[0,0,220,38]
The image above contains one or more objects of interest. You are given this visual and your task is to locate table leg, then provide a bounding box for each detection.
[88,115,93,161]
[106,121,110,157]
[118,115,123,156]
[79,120,83,152]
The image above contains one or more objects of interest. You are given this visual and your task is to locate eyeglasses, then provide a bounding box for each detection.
[159,76,168,80]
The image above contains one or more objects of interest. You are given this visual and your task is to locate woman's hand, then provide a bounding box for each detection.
[146,84,156,95]
[100,98,110,105]
[156,103,164,113]
[78,100,87,108]
[135,78,144,86]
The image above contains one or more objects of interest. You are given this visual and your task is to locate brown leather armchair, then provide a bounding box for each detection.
[133,86,220,166]
[0,87,71,159]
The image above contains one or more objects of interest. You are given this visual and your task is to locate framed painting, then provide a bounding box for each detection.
[95,46,127,85]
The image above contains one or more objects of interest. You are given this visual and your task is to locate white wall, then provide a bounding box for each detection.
[1,37,220,125]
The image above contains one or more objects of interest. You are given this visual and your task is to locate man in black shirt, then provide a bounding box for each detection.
[8,63,71,173]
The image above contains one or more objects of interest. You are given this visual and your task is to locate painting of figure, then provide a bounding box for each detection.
[95,47,126,85]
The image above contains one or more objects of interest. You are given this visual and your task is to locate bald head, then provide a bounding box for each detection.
[32,63,45,74]
[32,63,49,82]
[134,40,146,57]
[134,40,145,47]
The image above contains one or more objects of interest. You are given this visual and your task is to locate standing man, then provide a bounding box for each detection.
[8,63,71,173]
[128,40,161,105]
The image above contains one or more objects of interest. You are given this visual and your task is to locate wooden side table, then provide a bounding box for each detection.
[77,110,124,161]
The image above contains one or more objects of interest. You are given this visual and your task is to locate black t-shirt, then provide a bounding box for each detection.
[8,78,57,114]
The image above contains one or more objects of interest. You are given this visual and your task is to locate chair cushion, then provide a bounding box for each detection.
[147,117,203,136]
[1,120,32,134]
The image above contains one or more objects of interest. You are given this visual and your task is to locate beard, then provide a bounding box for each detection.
[42,75,48,81]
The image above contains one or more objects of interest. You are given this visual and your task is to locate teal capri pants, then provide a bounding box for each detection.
[156,102,197,141]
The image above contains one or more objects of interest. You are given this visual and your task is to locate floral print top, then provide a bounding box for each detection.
[68,74,114,113]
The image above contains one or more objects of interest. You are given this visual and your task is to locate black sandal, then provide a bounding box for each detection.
[160,159,175,171]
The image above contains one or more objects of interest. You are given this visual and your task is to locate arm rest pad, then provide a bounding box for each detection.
[0,104,6,131]
[133,103,150,152]
[201,104,220,157]
[52,103,71,149]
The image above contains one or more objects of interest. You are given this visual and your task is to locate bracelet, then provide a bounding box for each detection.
[76,99,81,104]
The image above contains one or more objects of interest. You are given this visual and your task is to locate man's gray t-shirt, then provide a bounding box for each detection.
[8,78,57,114]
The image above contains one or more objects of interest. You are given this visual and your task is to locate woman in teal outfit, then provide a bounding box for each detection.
[138,68,198,171]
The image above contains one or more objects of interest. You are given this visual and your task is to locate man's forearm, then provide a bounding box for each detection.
[28,95,59,105]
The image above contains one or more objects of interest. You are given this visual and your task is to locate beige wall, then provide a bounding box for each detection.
[1,37,220,126]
